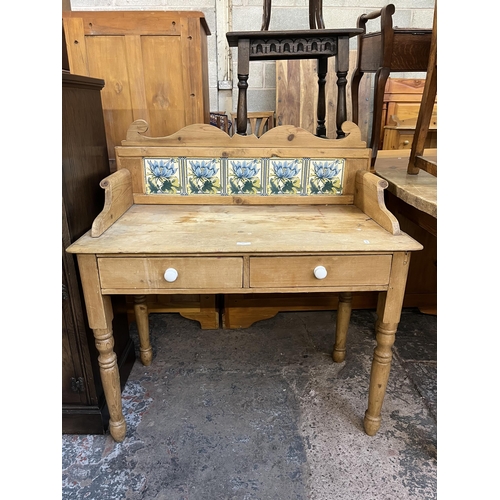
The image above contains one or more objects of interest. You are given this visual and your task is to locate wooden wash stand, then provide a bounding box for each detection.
[66,120,422,442]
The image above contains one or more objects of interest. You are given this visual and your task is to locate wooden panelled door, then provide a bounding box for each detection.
[63,11,210,170]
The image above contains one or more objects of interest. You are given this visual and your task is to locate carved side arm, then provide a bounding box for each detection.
[91,169,133,237]
[357,3,395,32]
[354,170,400,235]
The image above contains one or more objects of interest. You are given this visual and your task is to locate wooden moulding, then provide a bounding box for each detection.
[63,10,211,36]
[121,119,366,148]
[91,169,133,237]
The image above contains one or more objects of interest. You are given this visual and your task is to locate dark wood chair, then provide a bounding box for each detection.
[230,111,274,137]
[350,3,433,167]
[227,1,361,138]
[261,0,325,30]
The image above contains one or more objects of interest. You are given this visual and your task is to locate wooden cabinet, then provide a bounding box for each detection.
[62,71,135,434]
[62,10,210,170]
[380,78,437,151]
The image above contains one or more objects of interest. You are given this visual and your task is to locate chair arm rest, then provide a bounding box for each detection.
[358,4,395,31]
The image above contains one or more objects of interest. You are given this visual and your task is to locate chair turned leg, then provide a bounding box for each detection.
[350,68,364,125]
[134,295,153,366]
[261,0,271,30]
[369,66,390,167]
[309,0,325,29]
[333,292,352,363]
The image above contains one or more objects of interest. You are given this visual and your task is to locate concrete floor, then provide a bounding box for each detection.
[62,307,437,499]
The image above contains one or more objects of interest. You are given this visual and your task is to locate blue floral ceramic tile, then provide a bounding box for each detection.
[187,158,221,194]
[144,158,182,194]
[307,158,345,195]
[227,159,263,195]
[268,159,303,195]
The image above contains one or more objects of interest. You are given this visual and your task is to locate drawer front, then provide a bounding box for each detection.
[98,257,243,290]
[250,255,392,288]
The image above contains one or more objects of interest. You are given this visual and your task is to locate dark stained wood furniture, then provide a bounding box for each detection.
[226,28,362,138]
[350,3,433,167]
[62,71,135,434]
[230,111,274,137]
[261,0,326,31]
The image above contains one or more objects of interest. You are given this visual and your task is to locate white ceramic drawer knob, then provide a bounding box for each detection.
[314,265,327,280]
[164,268,178,282]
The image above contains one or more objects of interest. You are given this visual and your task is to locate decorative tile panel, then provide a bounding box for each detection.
[307,158,345,195]
[144,158,182,194]
[186,158,222,195]
[143,157,345,197]
[227,159,263,195]
[267,159,304,195]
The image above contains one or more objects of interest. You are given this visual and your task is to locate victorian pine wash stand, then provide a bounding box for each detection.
[66,120,422,442]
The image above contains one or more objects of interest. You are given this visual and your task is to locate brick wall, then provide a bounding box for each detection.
[68,0,435,123]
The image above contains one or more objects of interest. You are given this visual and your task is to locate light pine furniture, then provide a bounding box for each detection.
[63,10,218,329]
[66,120,422,442]
[380,78,437,152]
[62,10,210,171]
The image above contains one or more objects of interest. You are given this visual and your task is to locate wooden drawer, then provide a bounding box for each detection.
[98,257,243,290]
[249,255,392,288]
[382,127,437,150]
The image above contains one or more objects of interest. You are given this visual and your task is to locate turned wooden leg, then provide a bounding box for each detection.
[316,56,328,137]
[335,36,350,138]
[236,39,250,136]
[333,292,352,363]
[77,255,126,442]
[364,252,411,436]
[94,324,127,442]
[364,321,396,436]
[134,295,153,366]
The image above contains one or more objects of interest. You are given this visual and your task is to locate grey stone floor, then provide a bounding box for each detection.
[62,308,437,499]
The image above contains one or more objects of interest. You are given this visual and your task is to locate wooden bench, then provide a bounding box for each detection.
[66,120,422,442]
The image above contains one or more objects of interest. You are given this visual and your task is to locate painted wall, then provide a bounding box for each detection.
[68,1,435,120]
